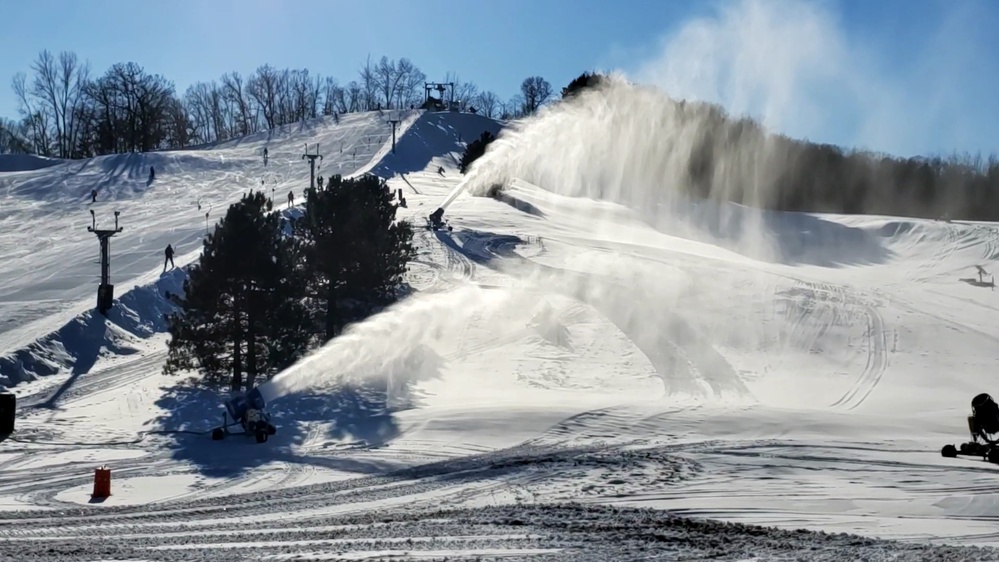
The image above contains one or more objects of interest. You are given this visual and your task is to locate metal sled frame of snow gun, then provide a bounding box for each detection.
[426,207,453,232]
[210,387,277,444]
[942,393,999,463]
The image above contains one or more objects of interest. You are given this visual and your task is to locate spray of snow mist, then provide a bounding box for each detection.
[455,74,802,262]
[260,284,544,403]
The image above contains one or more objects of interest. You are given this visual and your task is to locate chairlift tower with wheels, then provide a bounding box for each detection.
[87,209,123,316]
[301,143,323,190]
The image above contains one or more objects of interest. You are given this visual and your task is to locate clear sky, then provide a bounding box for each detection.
[0,0,996,158]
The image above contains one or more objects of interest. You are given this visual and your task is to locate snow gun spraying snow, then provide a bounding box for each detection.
[942,393,999,463]
[426,177,473,231]
[211,386,277,444]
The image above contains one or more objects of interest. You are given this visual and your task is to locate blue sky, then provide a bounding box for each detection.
[0,0,996,158]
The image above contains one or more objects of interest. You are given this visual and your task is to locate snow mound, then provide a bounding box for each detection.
[0,267,185,392]
[0,154,65,173]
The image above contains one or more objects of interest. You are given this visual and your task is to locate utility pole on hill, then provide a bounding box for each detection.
[387,119,400,154]
[301,143,323,190]
[87,209,123,316]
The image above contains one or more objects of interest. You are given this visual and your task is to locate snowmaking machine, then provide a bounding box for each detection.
[427,207,452,232]
[942,393,999,463]
[211,387,277,443]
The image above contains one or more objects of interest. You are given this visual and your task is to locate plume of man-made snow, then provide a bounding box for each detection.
[456,75,786,261]
[632,0,999,158]
[261,284,537,403]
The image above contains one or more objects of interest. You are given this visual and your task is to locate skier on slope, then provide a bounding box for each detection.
[163,244,175,272]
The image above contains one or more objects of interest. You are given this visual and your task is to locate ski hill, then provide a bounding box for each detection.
[0,96,999,561]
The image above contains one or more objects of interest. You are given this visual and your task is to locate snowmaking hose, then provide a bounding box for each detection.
[2,423,242,447]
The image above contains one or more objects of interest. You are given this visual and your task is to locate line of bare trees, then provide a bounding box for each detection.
[0,50,556,158]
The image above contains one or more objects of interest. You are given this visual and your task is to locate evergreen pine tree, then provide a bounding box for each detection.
[459,130,497,174]
[561,71,607,100]
[164,190,311,391]
[297,174,415,341]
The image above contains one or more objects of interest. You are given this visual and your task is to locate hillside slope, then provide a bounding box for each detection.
[0,110,417,360]
[0,103,998,560]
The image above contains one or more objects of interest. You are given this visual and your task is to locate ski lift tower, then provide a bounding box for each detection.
[387,115,400,154]
[87,209,123,316]
[424,82,454,110]
[301,143,323,190]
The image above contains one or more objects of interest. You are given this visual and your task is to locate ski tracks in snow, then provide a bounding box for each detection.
[829,299,890,410]
[780,280,892,411]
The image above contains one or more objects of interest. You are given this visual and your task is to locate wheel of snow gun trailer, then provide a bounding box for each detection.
[988,448,999,464]
[942,444,958,457]
[255,429,268,443]
[267,423,277,436]
[211,428,225,441]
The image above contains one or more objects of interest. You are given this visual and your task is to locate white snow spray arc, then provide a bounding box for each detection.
[260,284,548,403]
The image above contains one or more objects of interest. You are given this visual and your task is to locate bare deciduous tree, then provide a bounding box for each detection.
[443,72,478,111]
[345,80,363,112]
[3,52,504,156]
[248,65,281,129]
[12,72,50,155]
[520,76,552,115]
[475,91,500,118]
[359,55,378,111]
[0,117,30,153]
[322,77,345,115]
[26,50,90,157]
[221,72,252,137]
[81,62,178,153]
[394,58,425,109]
[502,94,525,120]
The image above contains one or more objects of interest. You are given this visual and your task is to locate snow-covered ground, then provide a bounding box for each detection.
[1,103,999,561]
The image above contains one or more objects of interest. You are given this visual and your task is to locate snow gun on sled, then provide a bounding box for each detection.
[427,207,452,232]
[211,387,277,444]
[942,393,999,463]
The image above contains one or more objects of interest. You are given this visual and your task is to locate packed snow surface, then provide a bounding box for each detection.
[1,100,999,560]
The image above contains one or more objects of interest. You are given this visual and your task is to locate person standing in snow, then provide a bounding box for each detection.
[91,189,97,203]
[288,190,295,208]
[163,244,175,272]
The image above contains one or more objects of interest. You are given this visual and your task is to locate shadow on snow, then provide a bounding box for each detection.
[151,346,444,478]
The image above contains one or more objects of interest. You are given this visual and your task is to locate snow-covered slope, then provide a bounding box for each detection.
[1,100,998,561]
[0,110,417,385]
[0,153,65,172]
